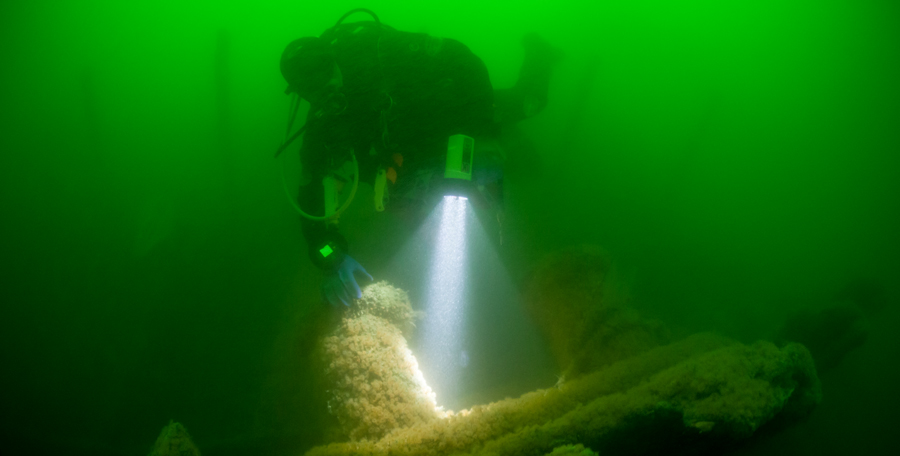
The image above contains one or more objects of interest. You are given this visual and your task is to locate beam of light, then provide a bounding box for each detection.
[420,195,469,408]
[386,193,554,412]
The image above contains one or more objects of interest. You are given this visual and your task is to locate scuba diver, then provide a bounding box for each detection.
[278,9,561,306]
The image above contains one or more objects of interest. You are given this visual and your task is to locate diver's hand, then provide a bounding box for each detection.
[322,256,373,307]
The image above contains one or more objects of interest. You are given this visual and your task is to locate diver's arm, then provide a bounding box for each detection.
[297,171,374,307]
[294,112,355,271]
[296,124,351,272]
[297,178,349,272]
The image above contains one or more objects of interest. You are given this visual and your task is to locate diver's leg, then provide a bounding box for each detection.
[494,33,563,124]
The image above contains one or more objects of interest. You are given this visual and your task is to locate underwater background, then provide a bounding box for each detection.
[1,0,898,455]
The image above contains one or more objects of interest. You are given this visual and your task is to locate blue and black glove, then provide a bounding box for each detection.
[322,255,373,307]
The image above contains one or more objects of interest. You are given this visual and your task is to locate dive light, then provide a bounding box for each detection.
[442,134,476,200]
[445,134,474,181]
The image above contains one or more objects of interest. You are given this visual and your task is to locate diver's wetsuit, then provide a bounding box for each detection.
[296,21,552,271]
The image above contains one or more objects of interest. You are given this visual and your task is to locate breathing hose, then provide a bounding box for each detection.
[276,8,380,221]
[280,152,359,222]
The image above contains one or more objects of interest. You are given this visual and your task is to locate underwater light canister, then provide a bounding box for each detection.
[323,175,338,218]
[374,168,387,212]
[444,134,474,181]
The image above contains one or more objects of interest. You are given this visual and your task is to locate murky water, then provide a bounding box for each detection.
[1,1,897,455]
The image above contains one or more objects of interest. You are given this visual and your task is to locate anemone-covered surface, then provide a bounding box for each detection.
[522,245,672,377]
[309,324,820,456]
[148,421,201,456]
[320,282,441,441]
[544,444,598,456]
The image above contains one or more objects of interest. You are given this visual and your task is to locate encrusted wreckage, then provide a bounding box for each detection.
[311,279,821,456]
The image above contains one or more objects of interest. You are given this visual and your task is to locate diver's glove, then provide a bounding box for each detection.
[322,255,373,307]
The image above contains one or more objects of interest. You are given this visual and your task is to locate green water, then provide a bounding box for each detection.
[1,1,897,455]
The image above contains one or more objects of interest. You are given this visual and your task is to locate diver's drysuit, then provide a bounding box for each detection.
[282,13,558,280]
[292,20,494,270]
